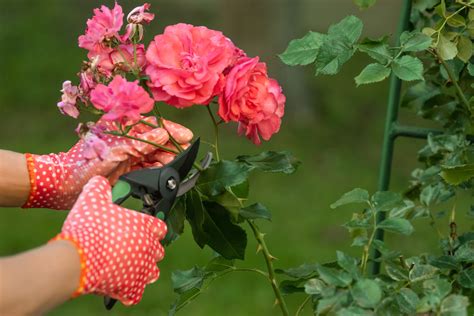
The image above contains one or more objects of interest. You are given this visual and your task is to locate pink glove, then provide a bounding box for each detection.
[50,176,167,305]
[23,117,192,210]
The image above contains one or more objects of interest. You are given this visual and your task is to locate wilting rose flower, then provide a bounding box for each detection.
[78,3,124,52]
[83,132,109,160]
[218,57,285,145]
[79,69,96,96]
[57,81,80,118]
[145,23,237,107]
[90,75,154,124]
[110,44,147,71]
[127,3,154,24]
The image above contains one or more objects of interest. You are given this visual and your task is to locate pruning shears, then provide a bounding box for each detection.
[103,138,212,310]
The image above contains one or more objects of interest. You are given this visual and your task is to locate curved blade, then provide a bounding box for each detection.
[167,138,200,180]
[177,152,213,197]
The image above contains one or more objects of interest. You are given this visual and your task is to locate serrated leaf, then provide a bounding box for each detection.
[238,203,271,221]
[236,151,300,174]
[446,14,465,28]
[409,264,439,283]
[395,288,419,314]
[423,278,452,299]
[275,263,319,279]
[353,0,376,9]
[331,188,369,209]
[171,267,209,294]
[279,279,305,294]
[429,255,459,270]
[317,265,352,287]
[392,55,424,81]
[304,278,325,295]
[385,263,409,281]
[456,36,472,63]
[454,241,474,263]
[440,164,474,185]
[163,196,186,245]
[357,37,391,63]
[197,161,251,196]
[336,251,359,276]
[351,279,382,308]
[355,63,391,86]
[279,31,326,66]
[328,15,363,45]
[400,31,432,52]
[457,269,474,289]
[317,290,350,314]
[377,218,414,235]
[440,294,469,315]
[372,191,403,211]
[437,34,458,60]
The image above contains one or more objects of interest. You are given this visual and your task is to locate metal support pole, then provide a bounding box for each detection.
[369,0,412,276]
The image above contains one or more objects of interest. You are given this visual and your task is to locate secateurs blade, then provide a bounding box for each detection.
[103,138,212,310]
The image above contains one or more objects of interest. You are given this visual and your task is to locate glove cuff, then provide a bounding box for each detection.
[49,234,88,298]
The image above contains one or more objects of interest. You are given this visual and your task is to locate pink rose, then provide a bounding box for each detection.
[90,75,154,125]
[145,23,236,108]
[79,69,96,97]
[78,3,124,52]
[83,132,109,160]
[218,57,285,145]
[110,44,147,71]
[57,80,80,118]
[127,3,154,24]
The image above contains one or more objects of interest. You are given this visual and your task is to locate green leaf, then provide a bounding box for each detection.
[315,16,363,75]
[238,203,271,221]
[304,278,325,295]
[357,37,391,63]
[457,269,474,289]
[454,241,474,263]
[337,306,373,316]
[437,34,458,60]
[336,251,359,276]
[372,191,403,211]
[409,264,439,283]
[446,14,465,28]
[351,279,382,308]
[441,164,474,185]
[197,161,251,196]
[202,202,247,259]
[377,218,414,235]
[440,294,469,315]
[395,288,420,314]
[317,290,350,314]
[400,31,432,52]
[236,151,300,174]
[171,267,209,294]
[391,55,424,81]
[275,263,319,279]
[385,262,409,281]
[330,188,369,209]
[279,279,305,294]
[186,190,207,248]
[423,278,452,299]
[354,63,391,86]
[429,255,459,270]
[468,63,474,76]
[279,31,326,66]
[353,0,376,9]
[317,265,352,287]
[456,36,473,63]
[163,196,186,245]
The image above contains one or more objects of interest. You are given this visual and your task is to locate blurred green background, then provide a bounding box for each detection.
[0,0,472,315]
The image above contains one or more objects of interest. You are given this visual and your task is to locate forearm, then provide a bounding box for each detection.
[0,150,30,207]
[0,240,81,315]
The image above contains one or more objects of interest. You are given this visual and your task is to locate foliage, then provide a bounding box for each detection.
[278,0,473,314]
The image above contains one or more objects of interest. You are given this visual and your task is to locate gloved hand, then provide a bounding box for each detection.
[22,117,193,210]
[50,176,167,305]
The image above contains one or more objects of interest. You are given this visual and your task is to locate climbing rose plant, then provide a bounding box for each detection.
[278,0,473,315]
[57,2,299,314]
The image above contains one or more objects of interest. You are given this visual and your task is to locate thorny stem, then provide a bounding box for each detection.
[436,52,472,115]
[104,130,179,154]
[206,105,221,161]
[295,295,311,316]
[361,202,377,275]
[248,220,290,316]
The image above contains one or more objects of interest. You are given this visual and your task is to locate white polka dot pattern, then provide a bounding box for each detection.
[52,176,167,306]
[22,117,193,210]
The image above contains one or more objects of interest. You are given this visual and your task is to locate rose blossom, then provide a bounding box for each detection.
[57,81,80,119]
[145,23,237,107]
[78,3,124,52]
[110,44,147,71]
[218,57,285,145]
[79,69,96,96]
[127,3,154,24]
[90,75,154,124]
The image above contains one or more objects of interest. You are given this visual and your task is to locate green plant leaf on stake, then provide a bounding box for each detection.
[279,31,326,66]
[330,188,369,209]
[377,218,414,235]
[391,55,424,81]
[355,63,391,86]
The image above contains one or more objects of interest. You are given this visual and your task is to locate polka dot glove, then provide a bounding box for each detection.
[22,117,193,210]
[51,176,167,305]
